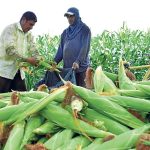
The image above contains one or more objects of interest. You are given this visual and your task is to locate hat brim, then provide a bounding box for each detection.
[64,12,74,17]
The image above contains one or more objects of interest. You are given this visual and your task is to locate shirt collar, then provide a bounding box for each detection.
[16,22,30,35]
[17,22,24,32]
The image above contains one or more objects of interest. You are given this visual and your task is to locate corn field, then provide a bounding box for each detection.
[26,24,150,90]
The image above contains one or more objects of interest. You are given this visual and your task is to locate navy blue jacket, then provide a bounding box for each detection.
[54,24,91,72]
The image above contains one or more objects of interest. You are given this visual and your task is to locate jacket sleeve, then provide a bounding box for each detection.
[54,31,65,64]
[27,33,39,58]
[4,26,20,58]
[75,26,91,65]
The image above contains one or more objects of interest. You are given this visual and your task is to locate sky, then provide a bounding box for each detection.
[1,0,150,37]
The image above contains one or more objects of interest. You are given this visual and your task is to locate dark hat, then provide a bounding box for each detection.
[64,7,79,17]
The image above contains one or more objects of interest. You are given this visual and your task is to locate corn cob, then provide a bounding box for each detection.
[41,104,114,138]
[134,84,150,96]
[3,101,36,125]
[83,108,130,135]
[3,121,25,150]
[118,89,150,99]
[118,58,136,90]
[15,86,68,123]
[72,84,145,128]
[44,129,74,150]
[87,124,150,150]
[108,95,150,112]
[104,71,118,82]
[56,135,91,150]
[82,138,103,150]
[93,66,105,94]
[20,115,44,149]
[33,121,60,135]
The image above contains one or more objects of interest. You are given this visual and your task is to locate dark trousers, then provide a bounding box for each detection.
[0,70,26,93]
[75,71,86,87]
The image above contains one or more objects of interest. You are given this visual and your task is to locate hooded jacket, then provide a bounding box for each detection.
[54,7,91,72]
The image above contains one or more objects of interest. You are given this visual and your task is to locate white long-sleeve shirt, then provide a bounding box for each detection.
[0,22,38,79]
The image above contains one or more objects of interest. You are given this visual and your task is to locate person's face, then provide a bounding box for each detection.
[66,15,75,25]
[21,18,36,33]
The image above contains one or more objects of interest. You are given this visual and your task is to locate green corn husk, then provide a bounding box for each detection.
[102,71,119,95]
[3,121,25,150]
[93,66,105,94]
[87,124,150,150]
[56,135,91,150]
[33,121,60,135]
[134,84,150,96]
[143,140,150,146]
[19,96,39,103]
[0,100,8,108]
[118,89,150,99]
[82,138,103,150]
[0,101,36,122]
[72,84,145,128]
[118,58,136,90]
[39,60,60,72]
[0,105,21,122]
[3,101,36,125]
[0,92,12,98]
[38,137,49,144]
[135,80,150,86]
[41,104,114,138]
[44,129,74,150]
[15,86,68,123]
[20,115,44,149]
[104,71,118,82]
[83,108,130,135]
[18,91,49,99]
[108,95,150,112]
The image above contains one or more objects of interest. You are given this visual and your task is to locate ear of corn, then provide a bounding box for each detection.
[118,58,136,90]
[102,72,118,95]
[38,137,49,144]
[118,89,150,99]
[19,96,39,103]
[15,86,68,123]
[41,104,114,138]
[3,121,25,150]
[104,71,118,82]
[72,84,145,128]
[44,129,74,150]
[0,100,9,108]
[83,108,130,135]
[0,105,20,121]
[56,136,91,150]
[33,121,60,135]
[108,95,150,112]
[18,91,49,99]
[82,138,103,150]
[0,92,12,98]
[87,124,150,150]
[135,80,150,86]
[3,101,36,125]
[134,84,150,96]
[93,66,105,94]
[20,115,44,149]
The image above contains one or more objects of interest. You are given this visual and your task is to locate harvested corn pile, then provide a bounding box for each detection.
[0,59,150,150]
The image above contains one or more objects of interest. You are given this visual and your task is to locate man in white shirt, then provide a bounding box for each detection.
[0,11,39,93]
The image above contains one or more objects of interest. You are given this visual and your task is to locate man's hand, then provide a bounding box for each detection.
[72,62,79,70]
[26,57,38,66]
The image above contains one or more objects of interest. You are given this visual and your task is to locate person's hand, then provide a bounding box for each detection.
[51,61,57,68]
[72,62,79,70]
[26,57,38,66]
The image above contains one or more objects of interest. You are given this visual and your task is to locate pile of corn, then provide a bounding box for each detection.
[0,59,150,150]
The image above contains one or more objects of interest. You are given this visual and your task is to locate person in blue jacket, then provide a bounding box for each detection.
[54,7,91,87]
